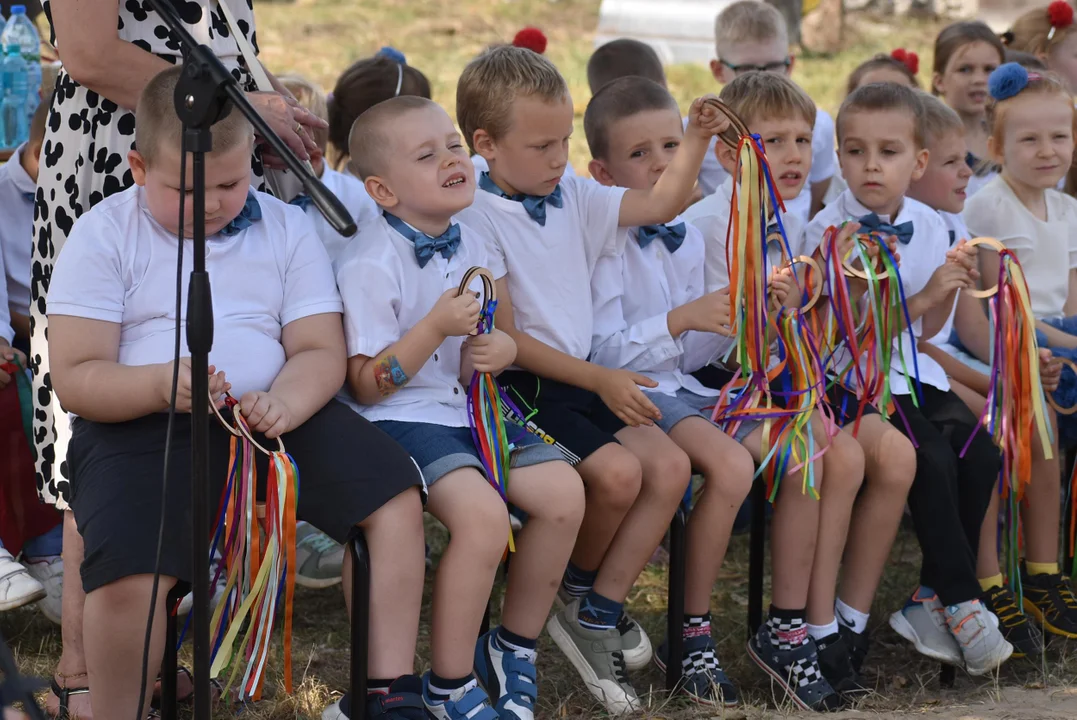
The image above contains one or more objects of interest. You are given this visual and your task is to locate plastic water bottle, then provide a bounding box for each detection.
[2,45,28,148]
[1,6,39,120]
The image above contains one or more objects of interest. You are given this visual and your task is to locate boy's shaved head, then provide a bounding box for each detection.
[349,95,441,179]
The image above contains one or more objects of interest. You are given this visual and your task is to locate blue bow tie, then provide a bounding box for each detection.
[478,172,562,226]
[289,194,313,211]
[948,229,956,246]
[22,191,34,203]
[858,212,914,245]
[219,191,262,237]
[384,211,461,268]
[637,223,686,253]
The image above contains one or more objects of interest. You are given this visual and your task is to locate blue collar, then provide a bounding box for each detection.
[478,172,563,226]
[219,190,262,237]
[383,211,461,268]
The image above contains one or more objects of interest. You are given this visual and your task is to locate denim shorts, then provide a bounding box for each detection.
[645,388,760,442]
[375,420,565,486]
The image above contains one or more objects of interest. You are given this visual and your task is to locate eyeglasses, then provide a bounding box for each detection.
[719,58,792,75]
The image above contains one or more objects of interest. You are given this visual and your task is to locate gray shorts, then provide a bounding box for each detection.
[646,388,760,443]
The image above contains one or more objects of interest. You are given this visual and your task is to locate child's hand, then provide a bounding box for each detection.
[169,358,230,413]
[594,368,661,427]
[922,261,974,306]
[674,288,734,336]
[239,390,294,439]
[1040,348,1062,394]
[687,95,732,141]
[769,267,799,310]
[947,239,979,278]
[0,344,26,391]
[427,289,482,338]
[465,329,517,374]
[832,221,863,261]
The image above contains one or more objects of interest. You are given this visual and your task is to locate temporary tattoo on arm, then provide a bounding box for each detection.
[373,355,410,397]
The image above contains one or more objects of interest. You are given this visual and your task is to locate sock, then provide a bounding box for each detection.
[807,618,839,641]
[1027,562,1059,577]
[493,625,537,654]
[368,678,394,696]
[577,590,623,631]
[682,614,719,676]
[835,598,870,635]
[766,605,808,650]
[979,573,1004,592]
[426,673,475,703]
[562,562,597,598]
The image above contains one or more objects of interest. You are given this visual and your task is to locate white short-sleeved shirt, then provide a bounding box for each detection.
[965,176,1077,320]
[336,213,491,427]
[0,143,34,320]
[0,239,12,345]
[804,190,951,393]
[591,219,730,396]
[47,186,343,399]
[307,168,379,270]
[458,174,627,361]
[682,176,805,295]
[689,107,836,226]
[927,211,968,348]
[471,154,576,181]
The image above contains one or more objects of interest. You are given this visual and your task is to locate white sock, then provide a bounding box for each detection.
[835,598,870,634]
[807,618,839,641]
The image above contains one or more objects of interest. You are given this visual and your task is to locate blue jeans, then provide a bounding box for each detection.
[1035,316,1077,447]
[11,523,63,559]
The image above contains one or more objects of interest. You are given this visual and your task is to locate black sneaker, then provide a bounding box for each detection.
[746,623,844,712]
[815,632,868,698]
[322,675,429,720]
[980,584,1043,657]
[840,625,870,675]
[1021,570,1077,639]
[654,635,740,707]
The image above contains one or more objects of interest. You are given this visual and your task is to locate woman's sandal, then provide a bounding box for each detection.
[151,666,223,708]
[49,677,89,720]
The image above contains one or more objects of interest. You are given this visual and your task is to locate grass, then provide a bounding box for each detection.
[6,2,1077,718]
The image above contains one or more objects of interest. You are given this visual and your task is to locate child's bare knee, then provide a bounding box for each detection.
[829,432,866,495]
[536,462,586,529]
[588,451,643,511]
[874,430,916,493]
[641,444,691,499]
[451,495,510,562]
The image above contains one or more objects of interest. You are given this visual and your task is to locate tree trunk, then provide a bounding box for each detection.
[767,0,804,46]
[802,0,844,54]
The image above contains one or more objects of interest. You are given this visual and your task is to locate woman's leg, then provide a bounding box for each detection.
[47,511,92,719]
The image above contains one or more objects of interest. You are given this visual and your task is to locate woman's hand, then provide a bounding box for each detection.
[246,92,326,166]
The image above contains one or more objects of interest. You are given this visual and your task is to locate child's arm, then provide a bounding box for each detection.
[952,291,993,365]
[980,246,1077,350]
[9,312,29,343]
[919,342,991,396]
[459,329,517,383]
[1066,268,1077,317]
[905,242,977,340]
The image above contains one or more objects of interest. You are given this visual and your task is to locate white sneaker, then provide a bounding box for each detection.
[178,553,228,616]
[0,551,45,612]
[22,555,61,623]
[945,599,1013,676]
[889,587,962,666]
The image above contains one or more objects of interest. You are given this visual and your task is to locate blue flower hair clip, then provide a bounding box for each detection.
[377,46,408,66]
[989,62,1042,102]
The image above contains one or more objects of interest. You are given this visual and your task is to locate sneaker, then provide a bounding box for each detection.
[177,553,228,616]
[746,622,842,712]
[980,584,1043,658]
[1021,570,1077,639]
[546,597,639,715]
[0,551,45,612]
[474,630,536,720]
[322,675,428,720]
[22,555,61,623]
[815,632,868,698]
[944,599,1013,675]
[888,588,962,666]
[421,674,499,720]
[555,588,652,671]
[296,523,344,589]
[653,635,739,706]
[841,625,870,676]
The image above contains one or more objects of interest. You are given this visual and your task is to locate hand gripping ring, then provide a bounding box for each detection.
[209,391,286,456]
[700,97,752,151]
[841,235,886,280]
[1048,357,1077,416]
[961,237,1006,300]
[771,236,823,312]
[457,266,497,336]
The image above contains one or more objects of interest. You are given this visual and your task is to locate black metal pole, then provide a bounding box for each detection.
[350,535,370,720]
[665,508,687,691]
[747,480,766,637]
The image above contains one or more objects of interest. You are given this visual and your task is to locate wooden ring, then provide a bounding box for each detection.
[209,390,242,437]
[231,405,286,456]
[700,97,752,151]
[841,239,885,280]
[962,237,1006,299]
[786,255,824,313]
[457,266,496,336]
[1048,357,1077,416]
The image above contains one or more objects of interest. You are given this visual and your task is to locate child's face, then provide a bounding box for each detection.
[711,39,791,85]
[838,109,928,215]
[476,93,573,197]
[588,108,683,191]
[130,139,254,238]
[933,41,1001,116]
[908,130,971,214]
[991,92,1075,191]
[855,67,916,91]
[1049,32,1077,94]
[750,114,814,201]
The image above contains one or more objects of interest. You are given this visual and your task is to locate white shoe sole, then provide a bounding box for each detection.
[964,639,1014,676]
[321,700,346,720]
[295,575,343,589]
[553,593,652,671]
[888,611,963,666]
[745,639,811,712]
[546,614,640,716]
[0,587,46,612]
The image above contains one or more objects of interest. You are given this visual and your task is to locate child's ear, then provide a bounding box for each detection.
[709,59,724,84]
[714,141,737,175]
[588,158,616,187]
[986,134,1003,165]
[785,54,796,77]
[364,175,398,209]
[473,129,495,160]
[931,72,944,96]
[30,140,42,162]
[910,147,930,182]
[129,150,148,187]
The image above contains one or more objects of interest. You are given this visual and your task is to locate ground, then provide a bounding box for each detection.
[6,1,1077,718]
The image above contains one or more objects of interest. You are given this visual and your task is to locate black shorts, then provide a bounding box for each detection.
[69,399,422,594]
[500,370,624,466]
[824,382,879,428]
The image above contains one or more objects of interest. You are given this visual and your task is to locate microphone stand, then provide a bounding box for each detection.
[142,4,357,719]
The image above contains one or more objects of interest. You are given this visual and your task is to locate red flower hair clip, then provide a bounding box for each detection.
[890,48,919,75]
[1048,1,1074,40]
[513,27,548,55]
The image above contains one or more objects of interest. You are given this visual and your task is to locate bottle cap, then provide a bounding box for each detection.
[11,5,26,14]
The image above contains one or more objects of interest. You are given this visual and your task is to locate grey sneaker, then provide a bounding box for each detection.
[546,597,639,715]
[889,588,963,666]
[555,587,651,671]
[945,599,1013,676]
[296,522,344,589]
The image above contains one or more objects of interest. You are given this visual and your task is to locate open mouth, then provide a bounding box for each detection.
[442,173,467,188]
[779,171,802,183]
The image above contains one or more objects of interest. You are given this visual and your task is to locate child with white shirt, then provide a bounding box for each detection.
[455,44,728,715]
[339,95,584,720]
[805,81,1012,675]
[585,75,848,712]
[44,67,427,720]
[685,71,913,701]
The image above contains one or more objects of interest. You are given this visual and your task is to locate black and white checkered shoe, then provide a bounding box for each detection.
[654,635,739,707]
[747,623,844,712]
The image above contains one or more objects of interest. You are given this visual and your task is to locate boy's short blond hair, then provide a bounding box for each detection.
[918,92,964,147]
[456,45,569,155]
[136,66,253,167]
[717,71,815,131]
[715,1,788,59]
[837,82,925,147]
[349,95,439,180]
[587,39,667,94]
[279,74,329,152]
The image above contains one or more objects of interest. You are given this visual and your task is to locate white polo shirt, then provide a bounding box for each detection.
[0,143,34,320]
[591,218,730,396]
[927,211,968,348]
[805,190,950,393]
[458,174,626,361]
[965,176,1077,321]
[682,176,805,295]
[336,213,492,427]
[0,244,11,345]
[307,167,379,270]
[47,186,342,399]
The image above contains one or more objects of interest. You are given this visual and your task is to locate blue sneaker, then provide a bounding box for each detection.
[321,675,427,720]
[474,630,537,720]
[654,635,739,707]
[421,673,499,720]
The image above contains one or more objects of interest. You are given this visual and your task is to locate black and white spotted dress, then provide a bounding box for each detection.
[32,0,268,507]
